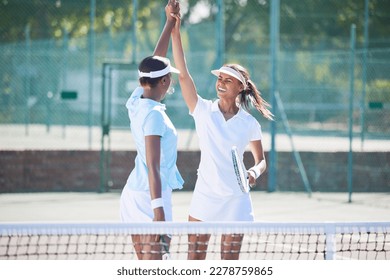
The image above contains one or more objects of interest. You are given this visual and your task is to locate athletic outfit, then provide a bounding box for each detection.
[120,87,184,222]
[189,96,262,221]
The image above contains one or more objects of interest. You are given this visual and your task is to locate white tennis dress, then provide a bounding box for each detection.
[189,96,263,221]
[120,87,184,222]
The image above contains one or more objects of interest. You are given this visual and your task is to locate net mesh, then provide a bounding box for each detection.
[1,222,389,260]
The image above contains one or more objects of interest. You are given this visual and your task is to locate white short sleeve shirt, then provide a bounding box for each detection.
[124,87,184,191]
[191,95,262,197]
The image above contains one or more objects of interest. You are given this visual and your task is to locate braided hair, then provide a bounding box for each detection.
[225,64,274,121]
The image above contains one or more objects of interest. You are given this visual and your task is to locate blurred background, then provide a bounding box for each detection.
[0,0,389,195]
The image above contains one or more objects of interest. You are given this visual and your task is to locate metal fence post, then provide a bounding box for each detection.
[132,0,138,63]
[216,0,225,66]
[88,0,96,149]
[268,0,280,192]
[24,24,31,136]
[348,24,356,203]
[360,0,369,149]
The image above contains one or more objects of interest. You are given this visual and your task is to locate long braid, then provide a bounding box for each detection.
[227,64,274,121]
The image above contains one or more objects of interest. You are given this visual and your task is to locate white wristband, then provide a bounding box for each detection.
[248,169,257,179]
[151,198,164,209]
[249,165,261,179]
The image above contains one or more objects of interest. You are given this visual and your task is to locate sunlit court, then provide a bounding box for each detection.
[1,1,389,279]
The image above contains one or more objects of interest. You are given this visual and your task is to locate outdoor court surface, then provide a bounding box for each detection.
[0,125,389,271]
[1,191,389,223]
[0,124,389,223]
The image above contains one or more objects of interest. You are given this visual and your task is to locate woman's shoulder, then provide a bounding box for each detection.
[238,107,261,123]
[192,94,213,115]
[197,94,213,105]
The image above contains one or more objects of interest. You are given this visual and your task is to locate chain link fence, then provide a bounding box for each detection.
[1,0,389,192]
[1,0,389,137]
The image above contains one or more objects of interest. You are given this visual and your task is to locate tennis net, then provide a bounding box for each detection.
[1,222,389,260]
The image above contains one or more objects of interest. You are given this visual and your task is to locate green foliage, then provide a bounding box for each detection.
[0,0,389,133]
[1,0,390,51]
[367,79,390,103]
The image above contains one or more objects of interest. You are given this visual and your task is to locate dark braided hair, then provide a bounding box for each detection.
[225,64,274,121]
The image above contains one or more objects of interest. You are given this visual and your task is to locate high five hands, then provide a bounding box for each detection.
[166,0,180,21]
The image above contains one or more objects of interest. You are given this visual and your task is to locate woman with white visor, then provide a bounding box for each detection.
[170,10,273,260]
[120,0,183,260]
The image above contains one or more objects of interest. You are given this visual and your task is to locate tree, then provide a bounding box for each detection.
[1,0,389,51]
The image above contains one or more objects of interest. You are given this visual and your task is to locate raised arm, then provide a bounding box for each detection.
[171,13,198,113]
[153,0,179,57]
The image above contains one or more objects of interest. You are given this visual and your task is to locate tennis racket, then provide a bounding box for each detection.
[231,146,250,193]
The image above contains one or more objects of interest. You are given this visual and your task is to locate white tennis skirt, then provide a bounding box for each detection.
[189,188,254,222]
[120,187,173,222]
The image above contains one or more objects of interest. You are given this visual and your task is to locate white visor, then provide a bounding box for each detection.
[138,58,180,78]
[211,66,246,89]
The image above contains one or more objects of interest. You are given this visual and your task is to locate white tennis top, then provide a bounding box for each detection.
[191,96,262,198]
[123,87,184,192]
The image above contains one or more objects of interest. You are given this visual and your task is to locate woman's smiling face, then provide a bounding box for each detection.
[215,72,244,99]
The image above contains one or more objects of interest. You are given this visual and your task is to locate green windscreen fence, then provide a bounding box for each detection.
[1,0,389,136]
[1,0,389,193]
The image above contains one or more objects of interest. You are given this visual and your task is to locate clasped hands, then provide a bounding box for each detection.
[166,0,180,21]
